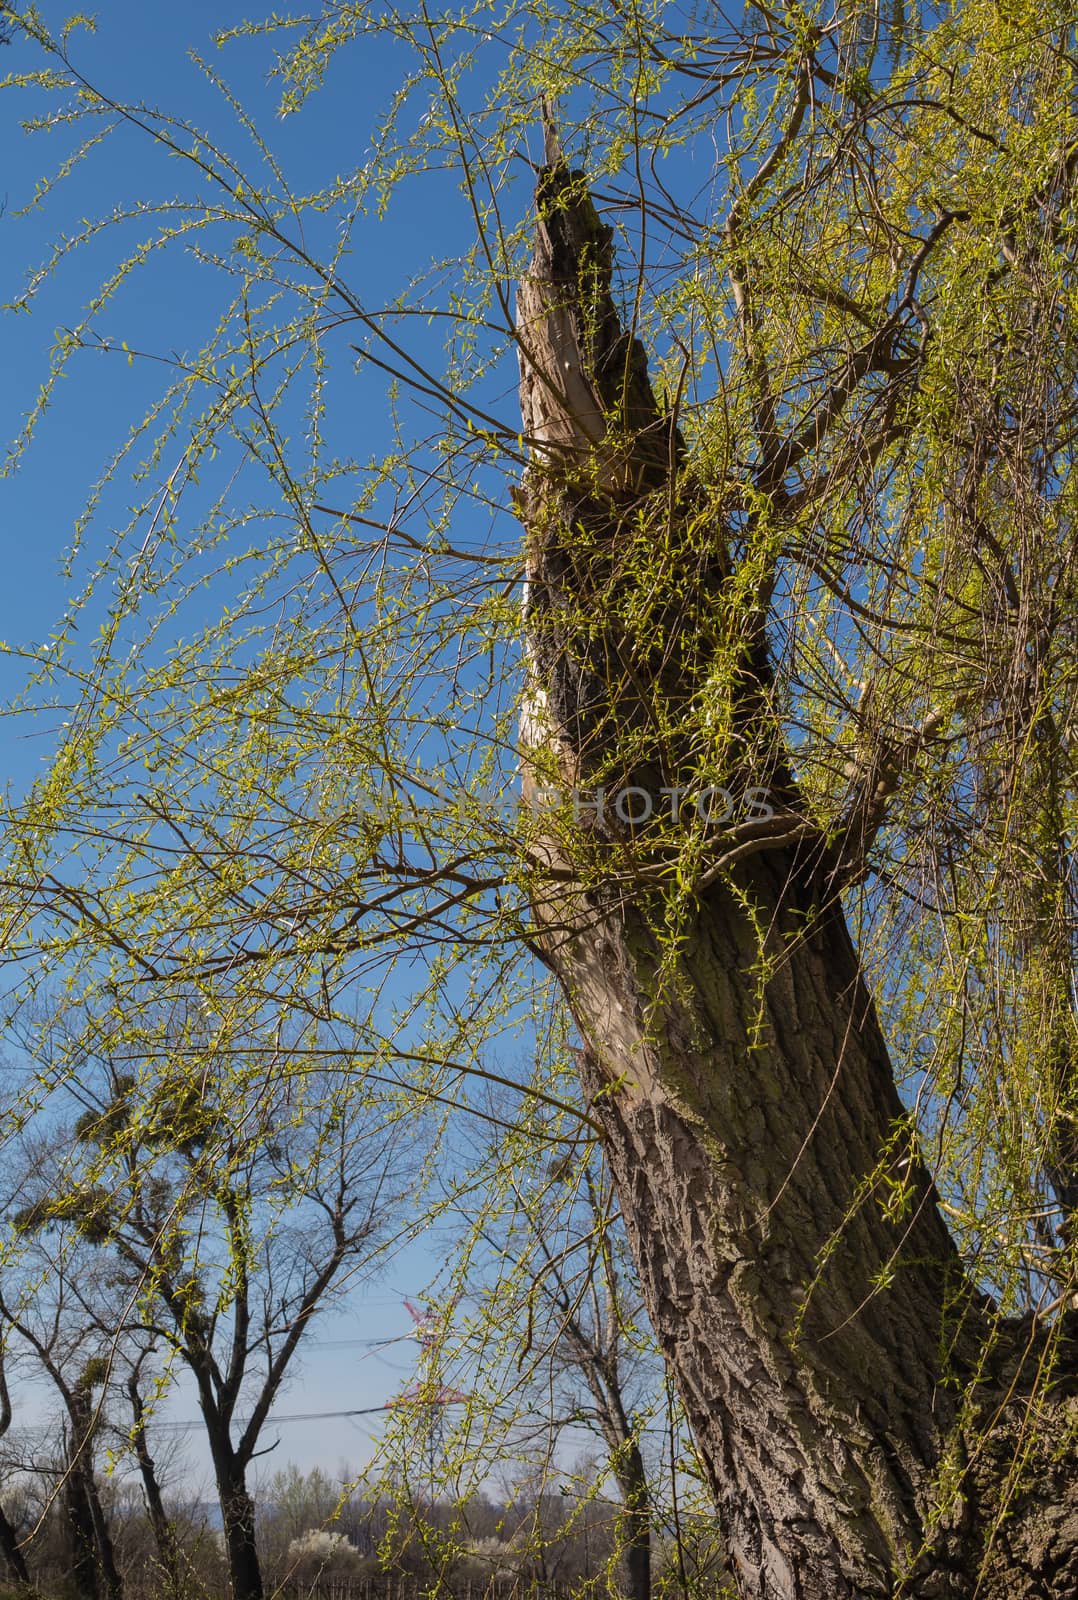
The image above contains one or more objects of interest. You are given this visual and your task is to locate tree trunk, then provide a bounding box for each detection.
[516,149,1078,1600]
[209,1439,263,1600]
[612,1440,650,1600]
[65,1391,123,1600]
[0,1356,29,1588]
[62,1453,101,1600]
[85,1473,123,1600]
[0,1501,29,1588]
[128,1374,183,1594]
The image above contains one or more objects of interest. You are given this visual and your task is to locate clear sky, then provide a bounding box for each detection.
[0,0,477,695]
[0,1,495,1487]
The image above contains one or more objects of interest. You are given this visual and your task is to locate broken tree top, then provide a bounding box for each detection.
[517,111,674,498]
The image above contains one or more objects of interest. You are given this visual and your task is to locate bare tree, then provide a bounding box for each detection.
[497,1159,654,1600]
[0,1261,123,1600]
[12,1033,410,1600]
[122,1348,186,1597]
[536,1172,651,1600]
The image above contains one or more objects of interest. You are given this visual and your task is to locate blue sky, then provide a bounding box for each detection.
[0,0,673,1499]
[0,4,464,645]
[0,0,504,1483]
[0,0,532,820]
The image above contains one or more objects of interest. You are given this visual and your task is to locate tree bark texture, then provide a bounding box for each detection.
[612,1437,650,1600]
[62,1449,101,1600]
[210,1442,263,1600]
[63,1389,123,1600]
[516,156,1078,1600]
[128,1374,184,1595]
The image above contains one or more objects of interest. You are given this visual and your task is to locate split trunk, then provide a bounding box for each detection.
[516,155,1078,1600]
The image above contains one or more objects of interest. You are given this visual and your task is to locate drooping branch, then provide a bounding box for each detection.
[516,135,1078,1600]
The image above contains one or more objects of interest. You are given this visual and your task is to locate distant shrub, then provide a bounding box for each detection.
[286,1526,365,1581]
[460,1536,520,1581]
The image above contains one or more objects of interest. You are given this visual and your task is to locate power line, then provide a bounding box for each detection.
[151,1404,391,1431]
[5,1307,454,1441]
[151,1392,470,1433]
[309,1335,410,1349]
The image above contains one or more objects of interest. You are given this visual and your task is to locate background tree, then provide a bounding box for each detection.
[533,1173,652,1600]
[463,1148,657,1600]
[0,1214,125,1600]
[8,1016,411,1600]
[122,1345,188,1598]
[256,1462,353,1586]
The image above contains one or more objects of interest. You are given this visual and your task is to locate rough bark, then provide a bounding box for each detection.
[516,154,1078,1600]
[62,1387,123,1600]
[0,1355,30,1588]
[208,1437,263,1600]
[220,1487,262,1600]
[612,1437,650,1600]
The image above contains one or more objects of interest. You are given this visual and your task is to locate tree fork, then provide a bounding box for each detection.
[516,149,1078,1600]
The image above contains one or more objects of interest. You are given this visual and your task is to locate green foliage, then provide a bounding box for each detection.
[1,0,1078,1585]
